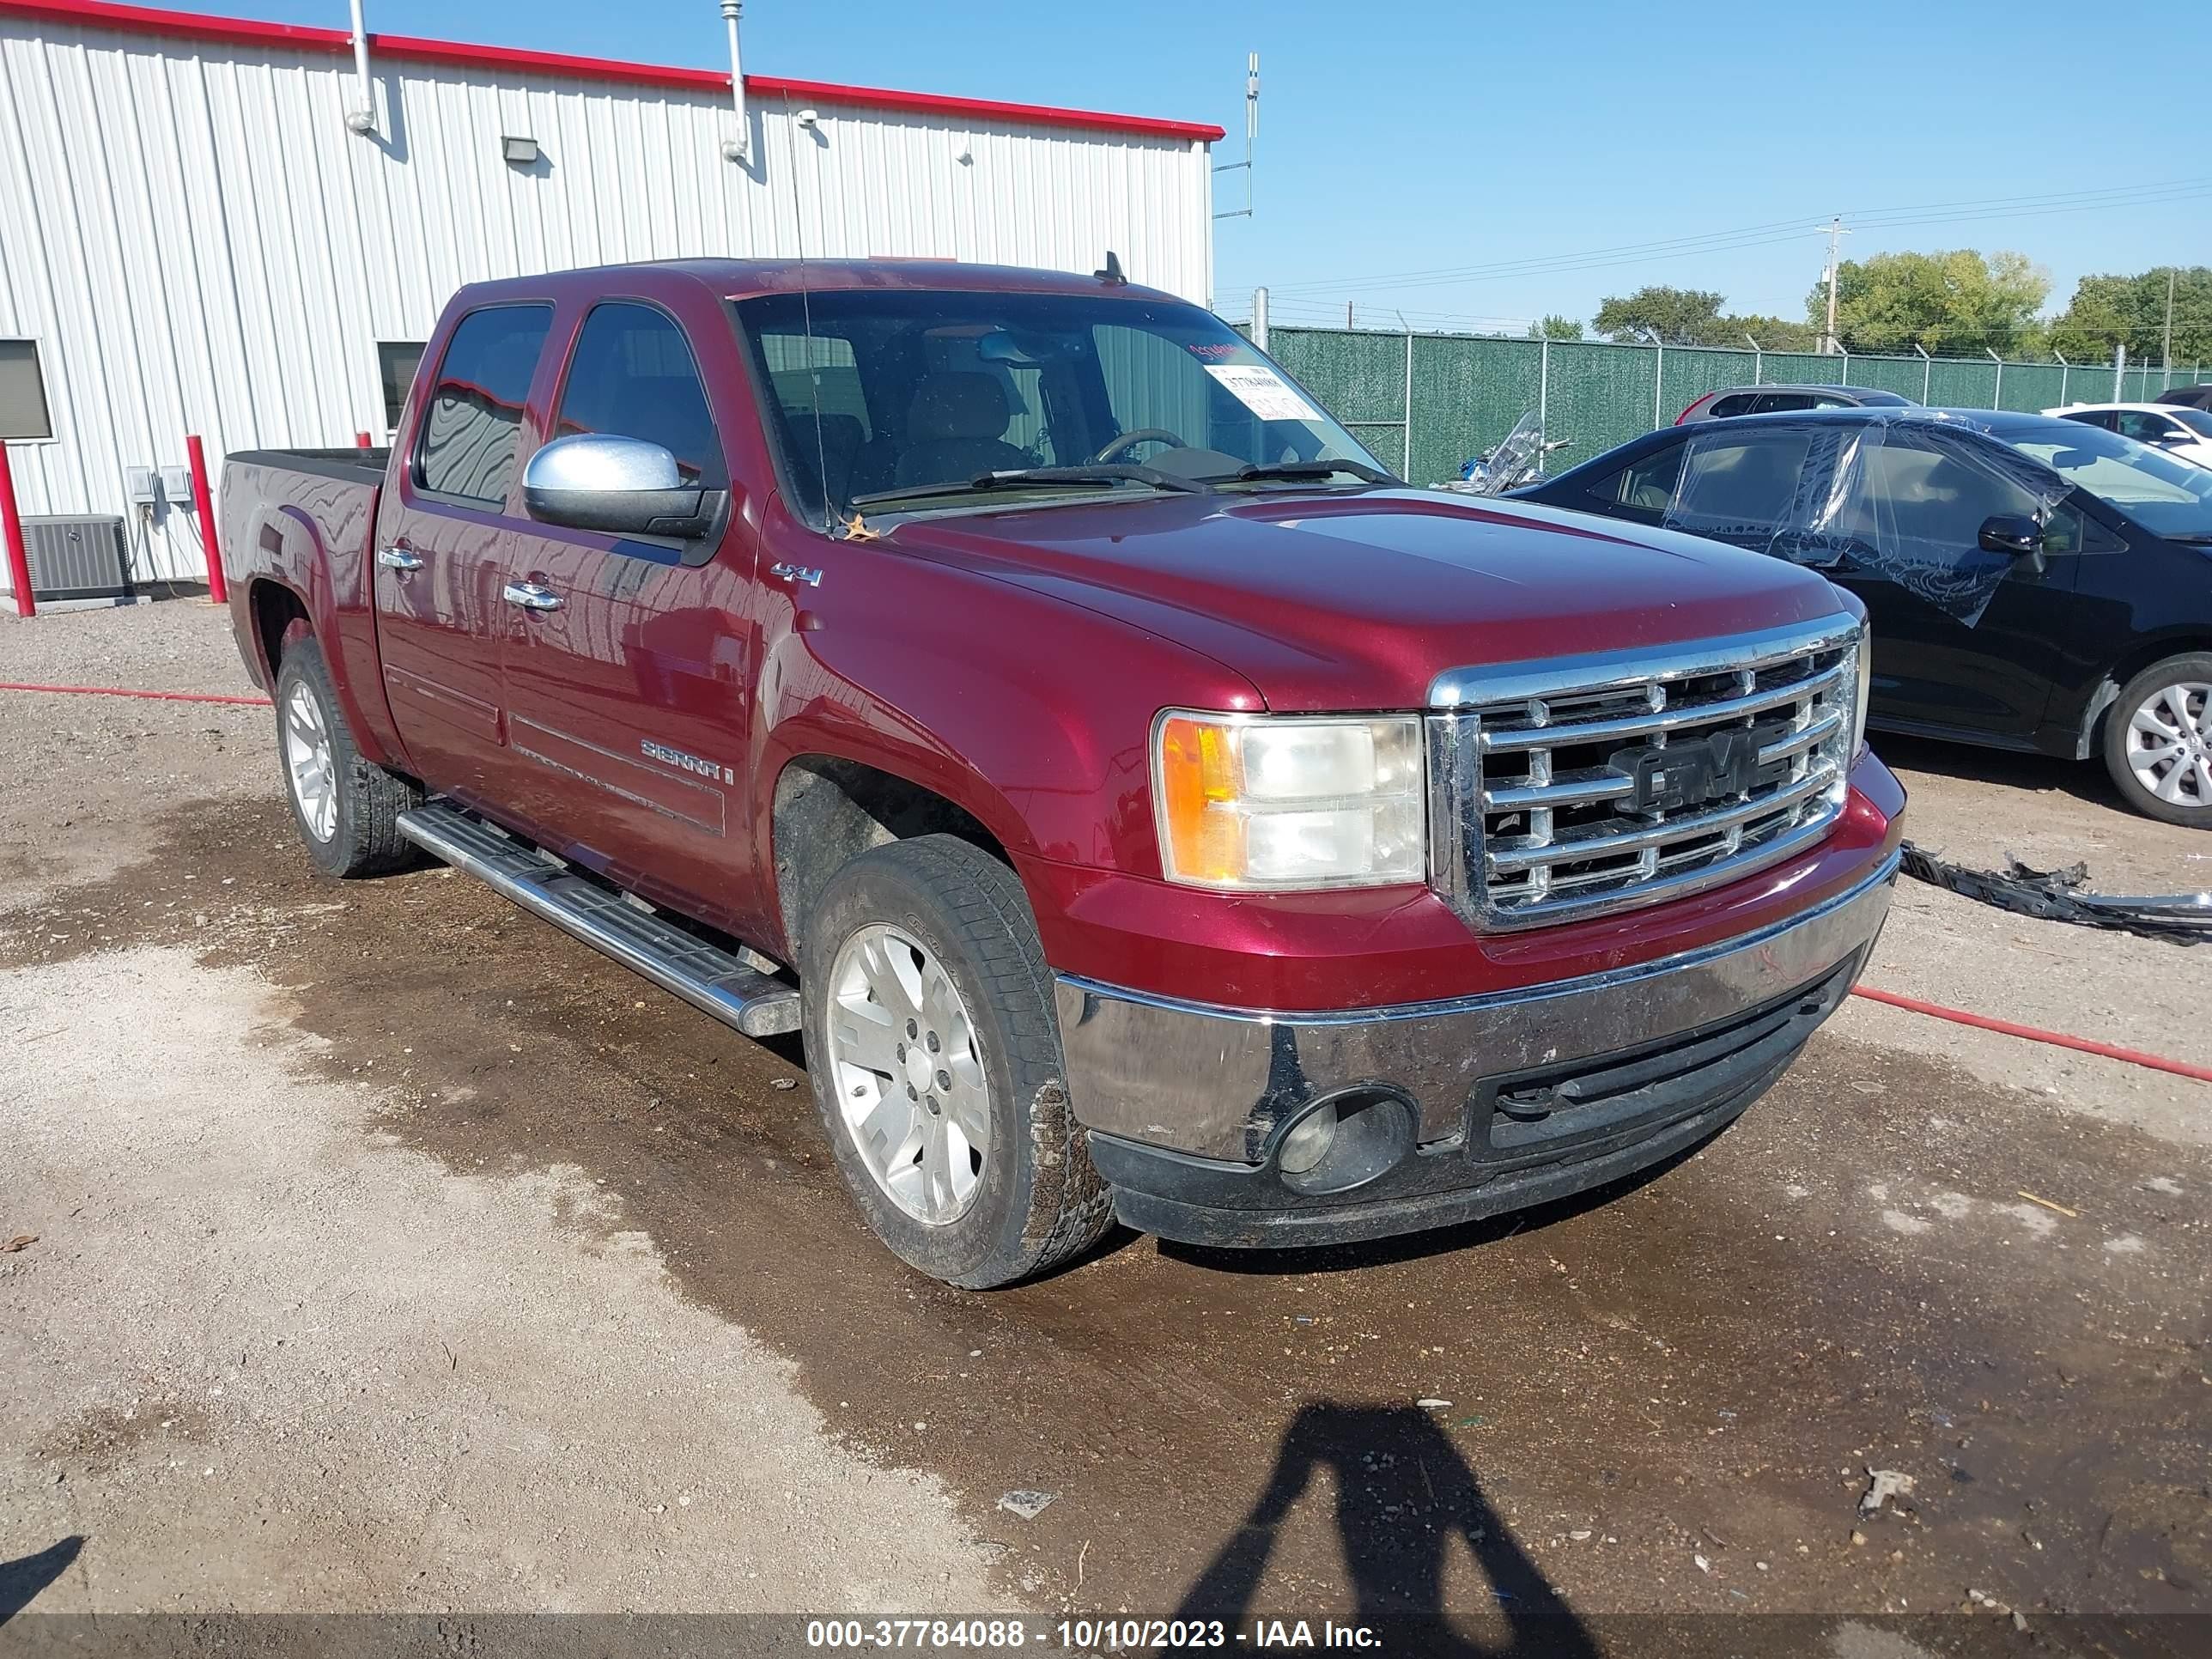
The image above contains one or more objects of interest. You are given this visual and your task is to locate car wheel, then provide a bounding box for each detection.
[800,834,1113,1288]
[2101,653,2212,829]
[273,623,422,876]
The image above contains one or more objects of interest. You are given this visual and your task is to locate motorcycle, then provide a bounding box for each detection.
[1443,410,1573,495]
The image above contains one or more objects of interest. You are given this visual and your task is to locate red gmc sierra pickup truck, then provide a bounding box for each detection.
[222,258,1904,1288]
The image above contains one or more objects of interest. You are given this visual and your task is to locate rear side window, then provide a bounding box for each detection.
[1668,430,1815,540]
[2061,409,2118,432]
[2116,410,2179,446]
[1751,392,1814,414]
[1705,393,1758,419]
[1591,443,1686,517]
[416,306,552,504]
[554,302,724,485]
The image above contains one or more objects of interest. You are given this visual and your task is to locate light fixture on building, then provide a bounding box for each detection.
[501,135,540,167]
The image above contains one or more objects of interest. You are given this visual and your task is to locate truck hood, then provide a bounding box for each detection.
[879,489,1853,711]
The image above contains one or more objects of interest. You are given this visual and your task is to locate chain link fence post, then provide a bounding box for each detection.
[1538,336,1550,440]
[1401,322,1414,482]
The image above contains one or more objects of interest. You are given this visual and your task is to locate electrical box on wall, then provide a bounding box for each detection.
[125,466,161,507]
[160,465,191,506]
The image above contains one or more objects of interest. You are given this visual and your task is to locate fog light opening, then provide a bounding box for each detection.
[1277,1104,1339,1175]
[1276,1090,1415,1196]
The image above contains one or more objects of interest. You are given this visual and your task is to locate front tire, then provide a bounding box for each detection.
[272,623,422,876]
[2101,654,2212,829]
[799,836,1113,1288]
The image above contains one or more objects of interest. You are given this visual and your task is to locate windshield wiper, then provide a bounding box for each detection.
[849,464,1210,510]
[1208,459,1398,486]
[2167,531,2212,544]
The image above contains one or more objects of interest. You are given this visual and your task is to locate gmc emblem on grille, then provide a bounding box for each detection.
[1609,727,1769,814]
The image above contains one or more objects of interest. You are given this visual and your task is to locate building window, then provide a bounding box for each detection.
[0,340,53,440]
[378,341,426,434]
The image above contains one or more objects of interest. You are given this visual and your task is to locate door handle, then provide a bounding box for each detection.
[377,546,422,572]
[502,580,563,613]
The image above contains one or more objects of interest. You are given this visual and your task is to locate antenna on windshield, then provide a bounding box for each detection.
[780,89,835,531]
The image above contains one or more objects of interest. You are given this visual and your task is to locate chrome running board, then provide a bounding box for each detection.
[396,801,802,1039]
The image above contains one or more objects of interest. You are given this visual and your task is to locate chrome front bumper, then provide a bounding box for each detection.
[1053,851,1900,1170]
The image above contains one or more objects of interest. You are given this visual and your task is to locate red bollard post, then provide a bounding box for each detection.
[186,434,228,606]
[0,442,33,620]
[356,431,373,448]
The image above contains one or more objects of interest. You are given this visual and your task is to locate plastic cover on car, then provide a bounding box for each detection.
[1659,410,2073,627]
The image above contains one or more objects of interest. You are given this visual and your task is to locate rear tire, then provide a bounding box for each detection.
[2100,654,2212,830]
[273,623,422,876]
[799,835,1113,1289]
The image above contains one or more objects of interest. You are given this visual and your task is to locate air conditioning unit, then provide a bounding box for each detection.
[20,514,131,602]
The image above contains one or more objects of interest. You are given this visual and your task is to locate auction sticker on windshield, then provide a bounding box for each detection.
[1205,363,1323,422]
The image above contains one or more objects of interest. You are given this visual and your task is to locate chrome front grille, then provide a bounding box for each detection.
[1427,617,1863,931]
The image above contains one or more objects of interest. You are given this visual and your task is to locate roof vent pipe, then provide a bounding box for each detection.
[719,1,748,161]
[344,0,374,134]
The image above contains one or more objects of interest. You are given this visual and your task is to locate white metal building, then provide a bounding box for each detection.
[0,0,1220,592]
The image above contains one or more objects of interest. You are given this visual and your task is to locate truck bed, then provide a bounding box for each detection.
[219,447,402,770]
[228,447,392,486]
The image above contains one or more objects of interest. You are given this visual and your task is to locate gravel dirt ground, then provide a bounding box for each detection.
[2,601,2208,1656]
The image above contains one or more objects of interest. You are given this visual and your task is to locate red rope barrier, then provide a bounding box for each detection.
[1850,984,2212,1085]
[0,681,271,708]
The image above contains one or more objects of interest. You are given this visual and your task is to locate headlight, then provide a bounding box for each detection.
[1152,711,1426,891]
[1852,629,1873,756]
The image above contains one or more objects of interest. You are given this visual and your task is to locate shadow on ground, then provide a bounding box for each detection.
[1175,1403,1595,1655]
[1872,730,2118,812]
[0,1536,83,1623]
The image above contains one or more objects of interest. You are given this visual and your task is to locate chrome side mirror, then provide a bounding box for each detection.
[523,434,723,538]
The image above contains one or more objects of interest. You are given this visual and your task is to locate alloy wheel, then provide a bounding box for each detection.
[2125,680,2212,808]
[283,682,339,842]
[826,923,990,1224]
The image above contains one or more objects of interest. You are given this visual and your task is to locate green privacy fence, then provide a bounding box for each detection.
[1259,325,2207,486]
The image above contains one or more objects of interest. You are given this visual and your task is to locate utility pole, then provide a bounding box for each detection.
[1820,216,1850,356]
[2163,267,2176,377]
[1346,301,1355,330]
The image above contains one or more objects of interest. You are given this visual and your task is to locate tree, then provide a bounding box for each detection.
[1594,286,1727,344]
[2049,267,2212,368]
[1733,313,1820,353]
[1526,314,1583,341]
[1811,249,2048,356]
[1593,287,1816,350]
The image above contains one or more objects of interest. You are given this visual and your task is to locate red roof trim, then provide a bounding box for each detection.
[0,0,1226,142]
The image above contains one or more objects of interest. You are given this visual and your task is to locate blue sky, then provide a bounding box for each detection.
[184,0,2211,330]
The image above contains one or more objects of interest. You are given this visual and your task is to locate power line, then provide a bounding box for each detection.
[1262,177,2212,298]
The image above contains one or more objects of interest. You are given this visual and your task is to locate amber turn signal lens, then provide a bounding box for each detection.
[1156,714,1246,884]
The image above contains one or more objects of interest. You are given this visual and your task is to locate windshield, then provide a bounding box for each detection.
[2002,422,2212,540]
[733,287,1385,521]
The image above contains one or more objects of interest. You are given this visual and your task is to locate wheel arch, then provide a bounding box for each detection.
[247,577,312,684]
[2074,634,2212,758]
[769,750,1024,966]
